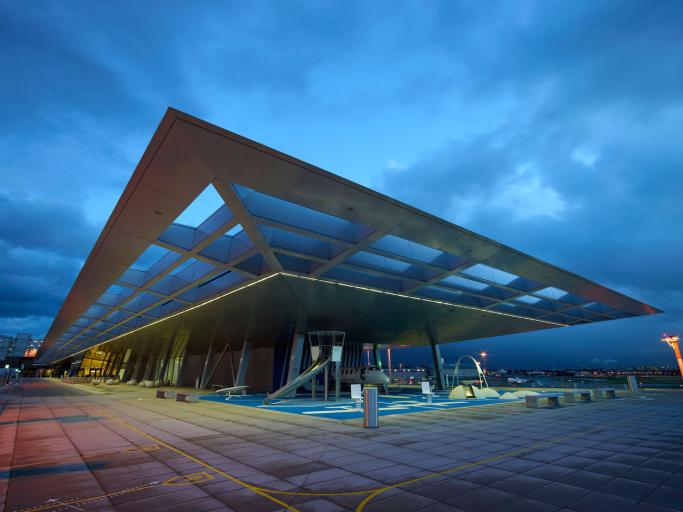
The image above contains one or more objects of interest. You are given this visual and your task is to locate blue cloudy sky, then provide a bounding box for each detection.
[1,1,681,368]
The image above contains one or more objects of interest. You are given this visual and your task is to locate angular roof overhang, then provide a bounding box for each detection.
[37,108,661,363]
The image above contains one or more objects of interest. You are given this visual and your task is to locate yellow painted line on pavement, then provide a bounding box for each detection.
[92,403,629,511]
[95,408,302,512]
[0,444,164,472]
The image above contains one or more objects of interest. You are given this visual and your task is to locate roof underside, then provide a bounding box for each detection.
[37,108,661,364]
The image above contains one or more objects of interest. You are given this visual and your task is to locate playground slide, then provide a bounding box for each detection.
[263,356,331,405]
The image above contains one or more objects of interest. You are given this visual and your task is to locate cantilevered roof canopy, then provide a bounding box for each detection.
[38,108,661,364]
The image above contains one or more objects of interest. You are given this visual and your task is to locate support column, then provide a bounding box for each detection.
[199,341,215,390]
[235,341,251,387]
[101,351,115,377]
[129,347,147,383]
[120,348,134,381]
[373,344,382,368]
[199,320,221,389]
[430,340,446,390]
[156,333,176,384]
[175,345,188,387]
[142,343,160,382]
[284,334,304,397]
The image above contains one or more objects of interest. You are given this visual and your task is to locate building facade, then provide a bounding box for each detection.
[37,109,661,392]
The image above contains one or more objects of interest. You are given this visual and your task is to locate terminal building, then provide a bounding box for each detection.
[36,109,661,392]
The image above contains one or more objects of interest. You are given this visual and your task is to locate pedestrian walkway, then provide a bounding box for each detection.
[1,379,682,512]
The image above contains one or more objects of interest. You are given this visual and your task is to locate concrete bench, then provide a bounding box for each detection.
[525,393,562,408]
[156,390,177,399]
[175,393,199,403]
[563,390,592,403]
[594,388,617,399]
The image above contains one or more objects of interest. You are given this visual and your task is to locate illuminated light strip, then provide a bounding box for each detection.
[47,270,566,364]
[280,272,567,327]
[47,273,280,364]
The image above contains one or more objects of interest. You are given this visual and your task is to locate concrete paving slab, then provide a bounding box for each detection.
[1,380,682,512]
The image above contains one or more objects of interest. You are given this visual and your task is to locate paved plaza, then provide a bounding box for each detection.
[1,380,682,512]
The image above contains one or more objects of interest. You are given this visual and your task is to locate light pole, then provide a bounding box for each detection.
[480,351,488,375]
[661,334,683,380]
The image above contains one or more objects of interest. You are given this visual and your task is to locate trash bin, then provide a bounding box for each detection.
[364,386,379,428]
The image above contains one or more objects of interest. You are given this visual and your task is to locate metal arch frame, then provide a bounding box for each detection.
[38,108,662,364]
[453,355,489,388]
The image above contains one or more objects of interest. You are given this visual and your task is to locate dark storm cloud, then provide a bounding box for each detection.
[0,195,94,335]
[374,1,683,366]
[0,195,98,257]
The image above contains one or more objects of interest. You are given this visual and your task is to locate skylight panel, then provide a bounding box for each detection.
[130,244,170,271]
[168,258,198,276]
[439,275,489,292]
[461,263,519,285]
[514,295,542,305]
[535,287,569,300]
[369,235,444,265]
[226,223,243,237]
[174,184,225,227]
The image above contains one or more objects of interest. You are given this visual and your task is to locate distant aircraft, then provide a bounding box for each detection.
[340,365,390,393]
[507,376,529,385]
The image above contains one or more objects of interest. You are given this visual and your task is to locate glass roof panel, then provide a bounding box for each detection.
[535,286,569,300]
[514,295,542,305]
[439,275,489,292]
[461,263,519,285]
[174,184,225,227]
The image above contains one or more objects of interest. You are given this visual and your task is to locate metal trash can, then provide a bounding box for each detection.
[364,386,379,428]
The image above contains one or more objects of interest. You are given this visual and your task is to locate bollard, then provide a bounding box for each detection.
[363,386,379,428]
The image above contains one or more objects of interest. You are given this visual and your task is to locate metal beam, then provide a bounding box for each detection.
[311,230,385,277]
[212,181,283,272]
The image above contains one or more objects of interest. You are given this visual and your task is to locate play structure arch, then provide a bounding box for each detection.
[452,355,489,389]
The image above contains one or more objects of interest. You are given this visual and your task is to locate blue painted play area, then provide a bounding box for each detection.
[199,392,515,420]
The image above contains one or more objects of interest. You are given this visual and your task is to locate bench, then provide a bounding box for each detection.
[594,388,617,399]
[156,389,177,399]
[563,390,592,403]
[214,385,249,397]
[175,393,199,403]
[525,393,562,408]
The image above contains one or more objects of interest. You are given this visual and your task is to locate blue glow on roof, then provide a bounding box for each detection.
[236,184,373,243]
